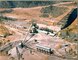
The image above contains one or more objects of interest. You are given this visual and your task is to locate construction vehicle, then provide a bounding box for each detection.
[36,44,54,54]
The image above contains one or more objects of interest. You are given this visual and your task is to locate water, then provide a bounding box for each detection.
[61,8,77,29]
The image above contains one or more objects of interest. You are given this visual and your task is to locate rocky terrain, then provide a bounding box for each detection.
[0,1,77,60]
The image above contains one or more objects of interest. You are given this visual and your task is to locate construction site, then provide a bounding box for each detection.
[0,1,78,60]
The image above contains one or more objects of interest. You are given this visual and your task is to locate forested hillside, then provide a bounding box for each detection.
[0,1,56,8]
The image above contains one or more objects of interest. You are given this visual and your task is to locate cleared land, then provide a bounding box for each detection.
[0,2,77,60]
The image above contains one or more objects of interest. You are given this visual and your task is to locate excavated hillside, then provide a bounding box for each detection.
[55,2,78,42]
[0,24,10,37]
[59,18,78,42]
[0,1,77,60]
[0,2,77,36]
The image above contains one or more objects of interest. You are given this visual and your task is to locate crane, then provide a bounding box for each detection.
[6,21,38,60]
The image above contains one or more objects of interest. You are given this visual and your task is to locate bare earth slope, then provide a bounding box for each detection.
[0,1,77,60]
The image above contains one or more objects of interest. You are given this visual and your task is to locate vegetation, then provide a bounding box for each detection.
[0,9,13,13]
[0,1,56,8]
[59,28,78,43]
[40,6,68,18]
[59,17,78,42]
[40,13,49,18]
[0,15,16,21]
